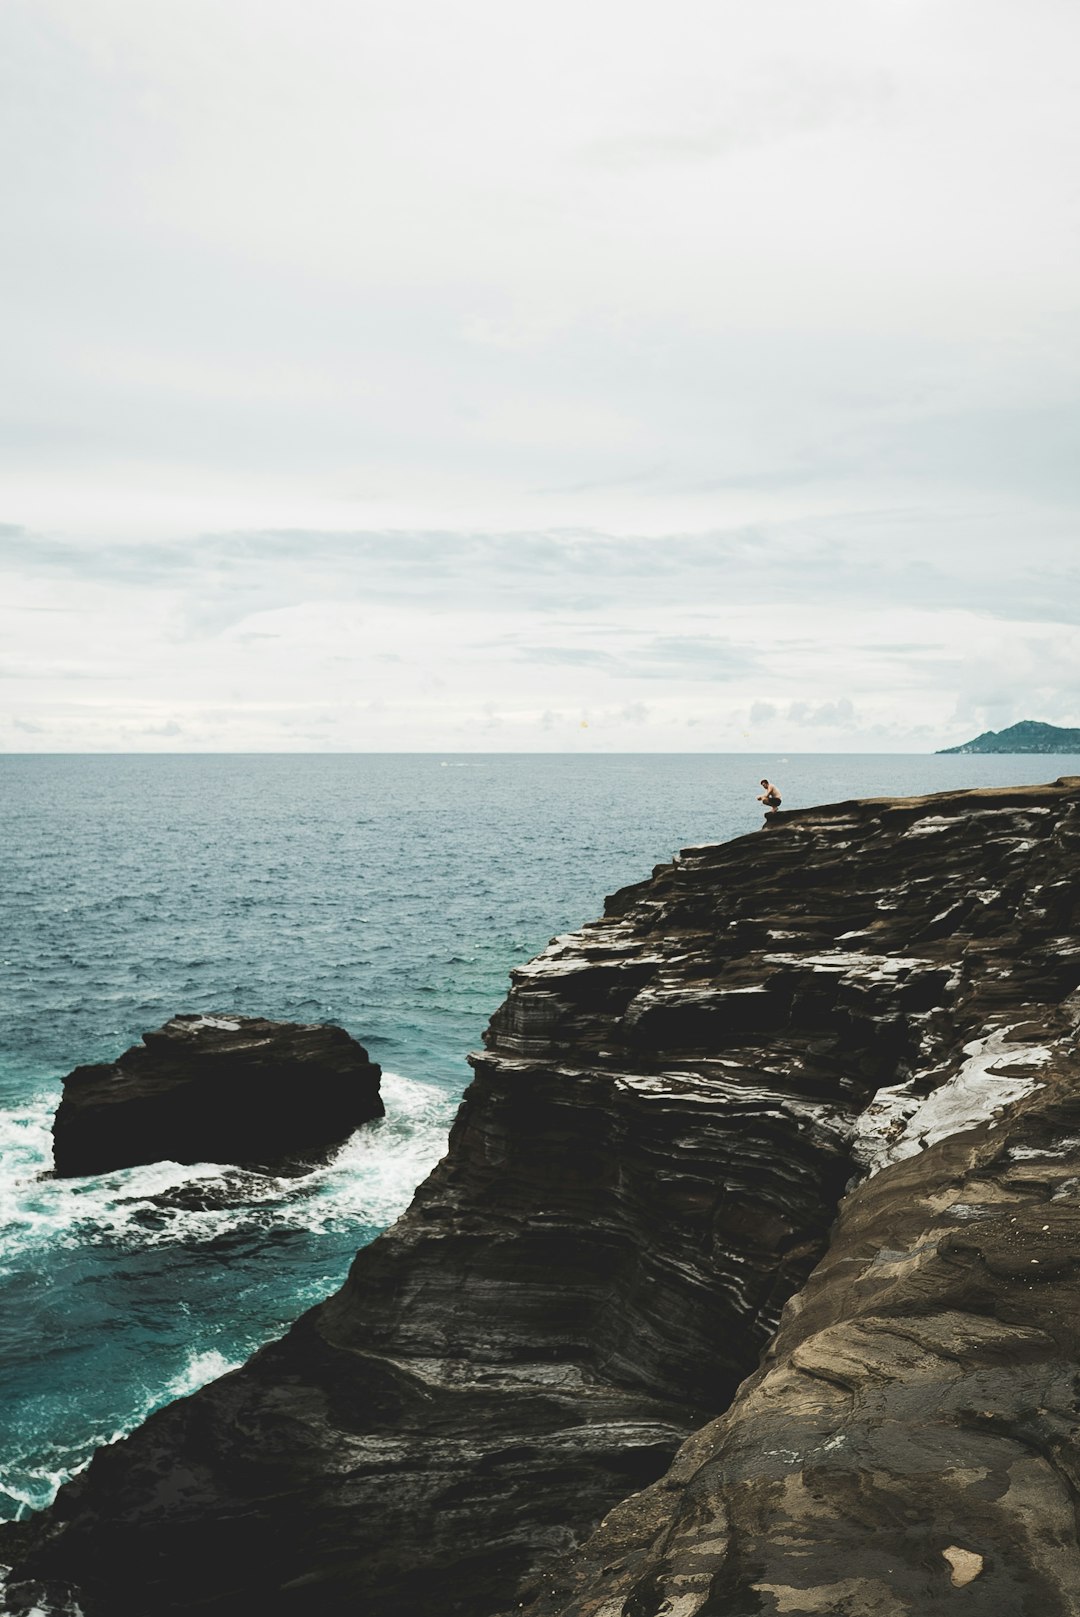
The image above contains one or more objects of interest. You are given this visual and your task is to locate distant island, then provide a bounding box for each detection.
[937,719,1080,754]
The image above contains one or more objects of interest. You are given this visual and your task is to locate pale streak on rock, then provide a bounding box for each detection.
[942,1546,984,1587]
[852,1025,1053,1178]
[754,1579,909,1614]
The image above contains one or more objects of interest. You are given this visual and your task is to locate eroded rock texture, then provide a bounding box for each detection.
[51,1013,383,1176]
[520,794,1080,1617]
[5,779,1080,1617]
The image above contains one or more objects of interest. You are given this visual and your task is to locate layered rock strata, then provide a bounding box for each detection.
[51,1014,383,1176]
[5,779,1080,1617]
[520,1029,1080,1617]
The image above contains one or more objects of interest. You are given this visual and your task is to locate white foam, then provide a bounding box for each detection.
[282,1071,455,1239]
[0,1073,454,1521]
[0,1073,454,1268]
[852,1028,1052,1178]
[163,1347,242,1401]
[0,1568,84,1617]
[0,1345,247,1526]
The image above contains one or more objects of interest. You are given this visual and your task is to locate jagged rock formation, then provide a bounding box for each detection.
[938,718,1080,753]
[4,780,1080,1617]
[51,1014,383,1176]
[518,1039,1080,1617]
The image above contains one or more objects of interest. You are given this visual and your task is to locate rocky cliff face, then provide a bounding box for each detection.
[4,780,1080,1617]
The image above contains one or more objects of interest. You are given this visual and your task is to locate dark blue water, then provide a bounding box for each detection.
[3,752,1078,1521]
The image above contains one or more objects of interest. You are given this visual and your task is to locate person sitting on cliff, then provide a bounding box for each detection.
[757,778,782,819]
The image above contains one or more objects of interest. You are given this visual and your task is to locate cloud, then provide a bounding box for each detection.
[516,645,620,668]
[512,629,758,686]
[633,636,760,681]
[1,0,1078,586]
[3,525,1079,643]
[0,659,121,681]
[12,717,44,733]
[583,62,896,170]
[944,630,1080,734]
[787,698,856,727]
[2,517,1079,752]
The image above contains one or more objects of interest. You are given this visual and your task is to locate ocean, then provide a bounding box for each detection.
[3,751,1078,1521]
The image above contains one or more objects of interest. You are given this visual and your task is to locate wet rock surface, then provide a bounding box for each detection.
[6,779,1080,1617]
[51,1014,384,1177]
[519,1049,1080,1617]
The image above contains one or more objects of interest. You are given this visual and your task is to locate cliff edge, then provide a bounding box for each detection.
[4,779,1080,1617]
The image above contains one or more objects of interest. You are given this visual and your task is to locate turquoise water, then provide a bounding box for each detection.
[2,751,1078,1521]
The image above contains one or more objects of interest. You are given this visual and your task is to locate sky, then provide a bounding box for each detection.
[2,0,1079,751]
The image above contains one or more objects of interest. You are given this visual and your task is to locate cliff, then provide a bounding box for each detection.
[937,719,1080,754]
[4,779,1080,1617]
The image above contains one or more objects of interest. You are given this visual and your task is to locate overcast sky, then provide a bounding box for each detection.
[3,0,1079,751]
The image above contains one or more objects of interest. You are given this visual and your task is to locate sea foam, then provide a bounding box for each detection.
[0,1072,453,1521]
[0,1073,452,1270]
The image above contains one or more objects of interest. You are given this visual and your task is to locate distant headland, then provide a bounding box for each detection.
[937,718,1080,754]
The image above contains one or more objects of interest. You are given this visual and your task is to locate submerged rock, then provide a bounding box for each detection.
[51,1014,383,1177]
[6,778,1080,1616]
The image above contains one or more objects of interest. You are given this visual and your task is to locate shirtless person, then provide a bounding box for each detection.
[757,778,782,819]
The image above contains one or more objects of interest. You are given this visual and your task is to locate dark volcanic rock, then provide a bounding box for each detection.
[518,1039,1080,1617]
[51,1014,383,1176]
[6,779,1080,1617]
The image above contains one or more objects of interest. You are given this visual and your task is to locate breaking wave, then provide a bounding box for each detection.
[0,1072,454,1522]
[0,1072,453,1270]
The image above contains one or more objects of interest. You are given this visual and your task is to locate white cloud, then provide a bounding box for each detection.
[2,525,1078,751]
[786,699,856,728]
[3,1,1079,746]
[2,0,1080,540]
